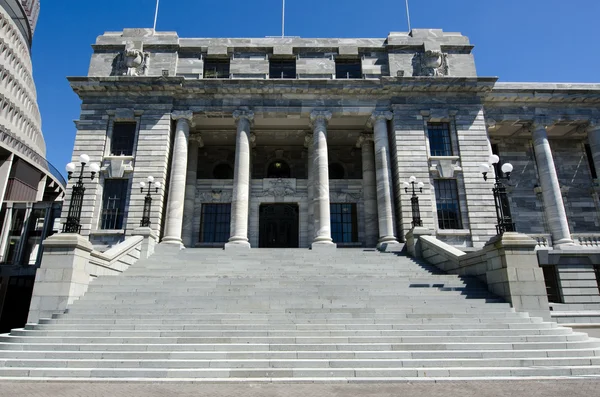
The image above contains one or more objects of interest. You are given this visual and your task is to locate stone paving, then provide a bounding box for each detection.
[0,380,600,397]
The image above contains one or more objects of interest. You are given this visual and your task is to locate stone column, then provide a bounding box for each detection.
[225,110,254,250]
[531,118,572,246]
[182,134,202,247]
[358,134,378,248]
[162,110,193,246]
[310,110,335,249]
[587,120,600,178]
[370,111,401,250]
[305,133,315,243]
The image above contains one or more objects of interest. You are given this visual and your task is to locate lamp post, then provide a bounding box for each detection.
[480,154,515,235]
[139,176,161,227]
[404,176,425,227]
[63,154,100,233]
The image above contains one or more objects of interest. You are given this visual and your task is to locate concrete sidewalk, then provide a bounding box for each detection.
[1,380,600,397]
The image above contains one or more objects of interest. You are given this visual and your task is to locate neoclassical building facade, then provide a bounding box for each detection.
[65,29,600,311]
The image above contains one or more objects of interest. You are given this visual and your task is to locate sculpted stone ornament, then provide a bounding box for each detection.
[113,42,149,76]
[412,50,448,77]
[258,178,298,198]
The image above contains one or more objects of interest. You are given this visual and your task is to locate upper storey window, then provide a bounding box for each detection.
[204,59,230,79]
[427,122,453,156]
[335,58,362,79]
[111,122,137,156]
[267,161,291,178]
[269,59,296,79]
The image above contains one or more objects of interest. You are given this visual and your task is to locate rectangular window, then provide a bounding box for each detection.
[200,204,231,243]
[427,122,453,156]
[203,59,230,79]
[335,58,362,79]
[543,265,562,303]
[434,179,463,229]
[100,179,128,230]
[595,265,600,294]
[269,59,296,79]
[110,122,137,156]
[330,203,358,243]
[584,144,598,179]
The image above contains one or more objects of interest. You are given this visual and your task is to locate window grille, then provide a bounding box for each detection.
[269,59,296,79]
[330,203,358,243]
[200,204,231,243]
[100,179,128,230]
[110,122,136,156]
[427,122,453,156]
[434,179,463,230]
[204,59,230,79]
[335,59,362,79]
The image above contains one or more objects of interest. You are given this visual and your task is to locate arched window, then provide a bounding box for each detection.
[267,160,291,178]
[213,163,234,179]
[328,163,345,179]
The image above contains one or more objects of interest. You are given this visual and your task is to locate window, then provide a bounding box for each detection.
[427,122,453,156]
[100,179,128,230]
[111,122,136,156]
[543,265,562,303]
[200,204,231,243]
[204,59,230,78]
[269,59,296,79]
[267,161,291,178]
[335,58,362,79]
[330,203,358,243]
[584,144,598,179]
[213,163,234,179]
[434,179,463,229]
[595,265,600,294]
[328,163,345,179]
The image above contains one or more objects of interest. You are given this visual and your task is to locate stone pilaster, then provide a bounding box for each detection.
[225,109,254,250]
[162,110,193,246]
[587,120,600,180]
[357,134,378,248]
[531,118,572,246]
[370,111,401,250]
[182,134,201,247]
[310,110,335,249]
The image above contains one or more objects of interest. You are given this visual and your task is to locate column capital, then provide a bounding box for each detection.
[368,111,393,127]
[310,110,332,127]
[587,119,600,132]
[233,109,254,124]
[171,110,194,123]
[356,133,374,148]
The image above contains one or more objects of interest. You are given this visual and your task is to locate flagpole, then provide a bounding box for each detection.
[153,0,160,31]
[282,0,285,37]
[405,0,412,32]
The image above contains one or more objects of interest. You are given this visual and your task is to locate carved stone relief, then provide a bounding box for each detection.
[198,190,233,203]
[256,178,301,197]
[330,191,363,203]
[412,50,448,77]
[112,41,149,77]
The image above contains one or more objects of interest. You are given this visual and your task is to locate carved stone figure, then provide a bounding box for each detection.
[112,42,149,76]
[412,50,448,77]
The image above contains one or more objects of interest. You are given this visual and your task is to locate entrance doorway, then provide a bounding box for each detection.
[259,204,299,248]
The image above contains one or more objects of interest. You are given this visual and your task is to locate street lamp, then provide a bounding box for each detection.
[139,176,161,227]
[404,176,425,227]
[479,154,515,234]
[63,154,100,233]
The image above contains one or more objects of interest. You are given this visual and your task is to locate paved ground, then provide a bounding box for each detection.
[1,380,600,397]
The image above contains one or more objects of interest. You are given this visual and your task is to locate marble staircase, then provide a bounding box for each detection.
[0,247,599,381]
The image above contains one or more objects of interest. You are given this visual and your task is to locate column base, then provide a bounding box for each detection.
[224,240,251,250]
[311,241,337,250]
[160,237,184,248]
[554,238,575,247]
[377,240,404,253]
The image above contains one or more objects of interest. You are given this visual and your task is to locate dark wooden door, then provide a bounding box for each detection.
[259,204,299,248]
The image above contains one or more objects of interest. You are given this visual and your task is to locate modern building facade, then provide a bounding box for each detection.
[66,28,600,316]
[0,0,65,332]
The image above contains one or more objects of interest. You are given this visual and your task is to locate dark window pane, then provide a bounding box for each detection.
[335,59,362,79]
[428,122,453,156]
[101,179,128,230]
[434,179,462,230]
[543,265,562,303]
[329,163,345,179]
[270,59,296,79]
[330,203,358,243]
[200,204,231,243]
[585,144,598,179]
[204,59,230,78]
[213,163,234,179]
[111,123,136,156]
[267,161,291,178]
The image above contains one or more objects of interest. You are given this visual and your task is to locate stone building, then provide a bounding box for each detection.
[0,0,65,332]
[66,28,600,318]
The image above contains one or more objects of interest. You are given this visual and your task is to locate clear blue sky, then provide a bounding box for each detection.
[31,0,600,173]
